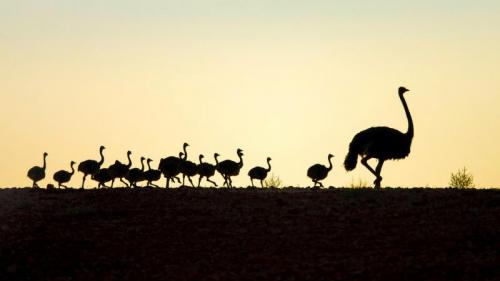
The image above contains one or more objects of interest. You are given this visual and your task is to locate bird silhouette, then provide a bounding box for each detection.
[53,161,75,188]
[144,158,161,187]
[92,168,112,188]
[108,150,132,188]
[158,143,187,188]
[179,151,198,187]
[217,149,244,188]
[197,154,217,187]
[78,146,105,189]
[307,154,334,188]
[27,152,48,188]
[248,157,272,188]
[344,87,414,188]
[126,156,146,188]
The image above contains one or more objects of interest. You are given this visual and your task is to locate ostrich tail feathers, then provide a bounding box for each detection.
[344,150,358,171]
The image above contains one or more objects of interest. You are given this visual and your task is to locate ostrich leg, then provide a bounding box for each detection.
[374,160,384,188]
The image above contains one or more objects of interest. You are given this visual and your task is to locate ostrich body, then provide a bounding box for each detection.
[158,143,188,188]
[144,158,161,187]
[92,168,112,188]
[197,154,217,187]
[108,150,132,188]
[78,145,105,189]
[248,157,272,188]
[126,157,146,188]
[27,152,48,188]
[307,154,334,187]
[344,87,413,188]
[217,149,244,188]
[53,161,75,188]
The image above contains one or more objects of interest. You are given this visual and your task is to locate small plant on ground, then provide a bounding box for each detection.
[264,174,283,188]
[349,177,368,188]
[449,167,475,188]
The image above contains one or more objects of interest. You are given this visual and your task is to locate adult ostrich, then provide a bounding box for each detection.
[217,149,244,188]
[27,152,48,188]
[178,144,198,187]
[108,150,132,188]
[158,143,188,188]
[248,157,272,188]
[344,86,413,188]
[78,145,106,189]
[307,154,334,188]
[126,157,146,188]
[197,154,217,187]
[144,158,161,187]
[53,161,75,188]
[178,152,198,187]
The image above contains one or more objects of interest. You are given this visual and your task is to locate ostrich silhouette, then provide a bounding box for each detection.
[126,157,146,188]
[108,150,132,188]
[197,154,217,187]
[344,87,414,188]
[78,146,105,189]
[307,154,334,187]
[158,143,187,188]
[53,161,75,188]
[248,157,272,188]
[27,152,48,188]
[178,144,198,187]
[217,149,244,188]
[144,158,161,187]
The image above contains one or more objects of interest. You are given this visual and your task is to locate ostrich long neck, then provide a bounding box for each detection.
[238,154,243,168]
[400,93,414,139]
[140,159,145,172]
[70,163,75,175]
[266,159,272,172]
[126,153,132,168]
[42,155,47,171]
[183,146,188,160]
[147,160,152,171]
[98,149,105,166]
[327,157,333,172]
[214,155,219,167]
[199,155,204,165]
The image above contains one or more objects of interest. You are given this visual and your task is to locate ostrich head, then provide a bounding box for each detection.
[199,154,204,160]
[328,154,335,159]
[127,151,132,156]
[214,153,220,158]
[267,157,272,162]
[183,142,189,148]
[147,158,153,164]
[237,149,244,156]
[398,87,409,95]
[179,152,184,158]
[43,152,48,157]
[70,161,76,165]
[100,145,106,152]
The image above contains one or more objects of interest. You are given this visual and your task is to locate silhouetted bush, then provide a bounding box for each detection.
[449,167,475,188]
[264,174,283,188]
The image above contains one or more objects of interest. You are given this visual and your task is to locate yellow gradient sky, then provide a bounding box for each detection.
[1,1,499,187]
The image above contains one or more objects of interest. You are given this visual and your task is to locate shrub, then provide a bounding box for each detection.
[349,177,368,188]
[264,174,283,188]
[449,167,475,188]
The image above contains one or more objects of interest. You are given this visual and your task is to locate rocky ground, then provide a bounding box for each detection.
[0,187,499,281]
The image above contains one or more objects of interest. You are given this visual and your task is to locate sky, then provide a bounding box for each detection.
[1,0,499,188]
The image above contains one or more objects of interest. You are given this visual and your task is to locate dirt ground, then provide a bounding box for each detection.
[0,187,499,281]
